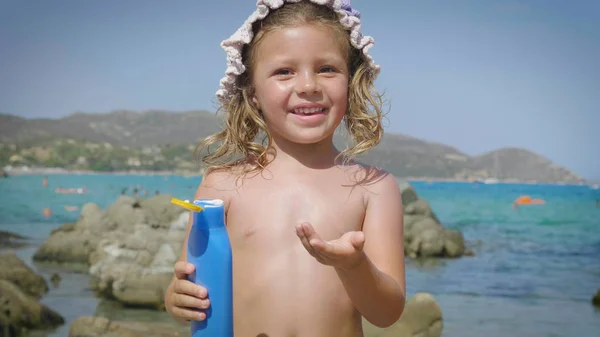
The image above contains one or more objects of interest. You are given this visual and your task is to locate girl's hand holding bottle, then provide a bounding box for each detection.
[165,260,211,324]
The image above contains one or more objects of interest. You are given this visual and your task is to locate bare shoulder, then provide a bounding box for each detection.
[340,160,400,197]
[194,166,242,210]
[201,167,240,189]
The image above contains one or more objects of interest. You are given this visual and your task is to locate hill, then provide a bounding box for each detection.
[0,110,220,146]
[0,110,583,183]
[470,148,581,183]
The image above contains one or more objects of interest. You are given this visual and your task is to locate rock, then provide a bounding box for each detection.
[33,204,107,265]
[89,224,186,309]
[398,181,419,206]
[0,230,29,249]
[33,194,188,308]
[410,228,445,257]
[593,289,600,307]
[50,222,77,235]
[363,292,442,337]
[404,198,435,217]
[0,251,48,298]
[170,212,190,231]
[33,229,98,265]
[0,279,65,336]
[68,316,188,337]
[0,253,63,335]
[443,228,466,258]
[50,273,62,288]
[104,196,148,232]
[399,181,467,258]
[0,253,65,336]
[139,195,188,230]
[405,218,439,244]
[33,194,187,267]
[78,203,107,231]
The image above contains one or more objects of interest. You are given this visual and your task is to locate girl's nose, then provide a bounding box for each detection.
[295,72,319,95]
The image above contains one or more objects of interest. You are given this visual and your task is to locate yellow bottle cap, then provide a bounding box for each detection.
[171,198,203,212]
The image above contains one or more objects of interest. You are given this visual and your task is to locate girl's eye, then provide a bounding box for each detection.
[320,66,337,73]
[274,69,292,76]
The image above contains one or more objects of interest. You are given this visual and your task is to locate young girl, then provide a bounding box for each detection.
[165,1,406,335]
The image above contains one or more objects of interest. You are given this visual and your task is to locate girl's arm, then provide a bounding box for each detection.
[336,172,406,328]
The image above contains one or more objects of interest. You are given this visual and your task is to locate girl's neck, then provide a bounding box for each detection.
[268,134,340,170]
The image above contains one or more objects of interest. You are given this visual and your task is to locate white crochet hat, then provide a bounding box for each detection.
[215,0,380,106]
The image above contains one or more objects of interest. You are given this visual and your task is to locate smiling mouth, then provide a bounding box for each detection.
[290,107,327,115]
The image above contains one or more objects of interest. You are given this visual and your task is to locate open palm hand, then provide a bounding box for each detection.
[295,222,365,270]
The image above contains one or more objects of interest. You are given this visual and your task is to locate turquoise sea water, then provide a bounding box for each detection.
[1,174,599,336]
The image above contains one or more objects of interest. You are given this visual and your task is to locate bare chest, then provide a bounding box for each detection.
[225,177,366,247]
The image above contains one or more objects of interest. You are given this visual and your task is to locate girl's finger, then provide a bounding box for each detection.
[173,294,210,309]
[301,222,323,244]
[301,223,333,257]
[296,224,318,257]
[173,281,208,299]
[170,306,206,322]
[315,239,347,257]
[310,239,331,256]
[174,261,195,279]
[311,242,335,263]
[351,231,365,250]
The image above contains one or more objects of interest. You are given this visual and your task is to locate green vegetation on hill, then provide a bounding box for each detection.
[0,110,584,183]
[0,140,200,173]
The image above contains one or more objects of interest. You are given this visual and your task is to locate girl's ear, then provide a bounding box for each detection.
[251,96,260,110]
[242,87,261,111]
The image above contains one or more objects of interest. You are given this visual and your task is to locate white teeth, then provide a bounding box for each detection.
[293,108,325,114]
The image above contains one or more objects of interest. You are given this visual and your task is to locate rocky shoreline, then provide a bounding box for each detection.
[2,182,468,336]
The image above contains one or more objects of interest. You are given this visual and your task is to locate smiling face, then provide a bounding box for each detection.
[250,24,350,146]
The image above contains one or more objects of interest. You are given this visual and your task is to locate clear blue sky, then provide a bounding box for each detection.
[1,0,598,180]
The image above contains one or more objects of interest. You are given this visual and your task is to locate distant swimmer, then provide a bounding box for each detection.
[513,195,545,209]
[64,205,79,212]
[42,176,48,187]
[42,208,52,217]
[55,187,87,194]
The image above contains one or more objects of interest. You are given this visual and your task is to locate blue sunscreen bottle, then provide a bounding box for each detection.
[187,199,233,337]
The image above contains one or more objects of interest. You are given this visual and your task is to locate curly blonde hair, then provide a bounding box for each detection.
[196,1,384,173]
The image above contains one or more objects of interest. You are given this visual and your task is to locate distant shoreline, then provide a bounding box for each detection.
[3,166,592,186]
[3,167,199,177]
